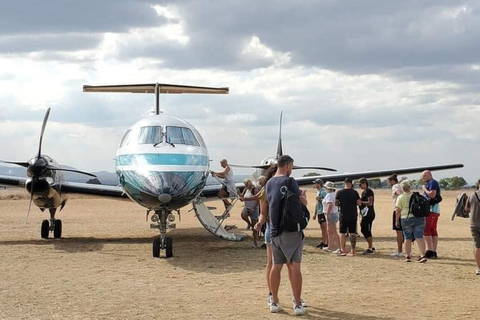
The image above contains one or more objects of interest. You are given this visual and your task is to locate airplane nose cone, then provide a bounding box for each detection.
[158,193,172,203]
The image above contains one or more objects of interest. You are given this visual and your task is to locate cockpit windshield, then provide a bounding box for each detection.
[138,126,162,144]
[166,126,200,147]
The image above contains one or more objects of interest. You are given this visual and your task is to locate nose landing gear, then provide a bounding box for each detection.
[40,208,62,239]
[151,209,175,258]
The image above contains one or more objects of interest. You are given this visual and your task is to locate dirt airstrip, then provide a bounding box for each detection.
[0,188,479,320]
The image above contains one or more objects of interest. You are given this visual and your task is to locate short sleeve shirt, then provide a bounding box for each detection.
[316,188,327,214]
[335,188,360,222]
[266,176,301,237]
[425,179,441,214]
[360,188,375,215]
[322,192,338,214]
[392,184,402,208]
[395,192,412,219]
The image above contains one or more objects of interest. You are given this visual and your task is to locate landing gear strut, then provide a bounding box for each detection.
[40,208,62,239]
[151,209,175,258]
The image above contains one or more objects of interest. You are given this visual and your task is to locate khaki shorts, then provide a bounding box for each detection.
[472,227,480,249]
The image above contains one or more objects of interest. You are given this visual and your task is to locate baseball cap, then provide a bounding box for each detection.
[344,178,353,184]
[358,177,368,184]
[313,178,324,185]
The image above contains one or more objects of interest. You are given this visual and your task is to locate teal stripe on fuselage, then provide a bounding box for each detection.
[116,154,209,166]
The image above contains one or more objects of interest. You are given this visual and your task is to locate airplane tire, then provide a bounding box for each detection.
[53,220,62,239]
[152,237,161,258]
[165,237,173,258]
[41,220,49,239]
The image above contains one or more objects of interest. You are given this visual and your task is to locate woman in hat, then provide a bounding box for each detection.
[322,181,340,253]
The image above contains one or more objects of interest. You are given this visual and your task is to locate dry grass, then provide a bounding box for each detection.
[0,188,479,319]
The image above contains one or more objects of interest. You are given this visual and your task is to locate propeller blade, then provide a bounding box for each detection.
[37,108,51,159]
[229,164,270,169]
[24,180,35,225]
[276,110,283,158]
[292,165,337,172]
[47,166,97,178]
[0,160,29,168]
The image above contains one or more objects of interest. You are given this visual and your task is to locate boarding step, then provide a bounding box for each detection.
[192,199,245,242]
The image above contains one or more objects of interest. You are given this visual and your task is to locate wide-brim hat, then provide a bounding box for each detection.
[324,181,335,190]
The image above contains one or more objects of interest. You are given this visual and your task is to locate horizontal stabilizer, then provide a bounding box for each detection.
[83,83,229,95]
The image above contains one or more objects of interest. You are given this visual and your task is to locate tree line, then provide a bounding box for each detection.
[303,172,473,190]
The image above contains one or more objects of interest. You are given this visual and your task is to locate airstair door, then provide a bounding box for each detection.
[192,199,245,241]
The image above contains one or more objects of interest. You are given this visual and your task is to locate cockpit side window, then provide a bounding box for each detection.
[138,126,162,144]
[119,129,132,148]
[166,126,200,147]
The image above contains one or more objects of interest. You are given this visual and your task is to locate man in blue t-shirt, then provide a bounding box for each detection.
[265,155,308,315]
[313,179,328,248]
[421,170,441,259]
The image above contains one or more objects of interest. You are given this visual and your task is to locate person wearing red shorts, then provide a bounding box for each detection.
[421,170,441,259]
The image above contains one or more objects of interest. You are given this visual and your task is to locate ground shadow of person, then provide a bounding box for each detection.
[302,306,395,320]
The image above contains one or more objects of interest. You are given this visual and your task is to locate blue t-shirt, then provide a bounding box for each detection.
[425,179,441,214]
[266,175,301,237]
[316,188,327,214]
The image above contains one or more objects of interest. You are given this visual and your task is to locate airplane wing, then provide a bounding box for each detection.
[294,163,464,185]
[0,175,26,188]
[0,175,126,198]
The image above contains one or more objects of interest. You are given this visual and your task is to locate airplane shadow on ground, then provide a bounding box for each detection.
[300,306,394,320]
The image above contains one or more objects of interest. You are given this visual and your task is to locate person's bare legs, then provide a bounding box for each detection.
[432,236,438,252]
[396,230,403,253]
[340,234,347,253]
[425,235,433,251]
[475,248,480,269]
[349,233,357,253]
[218,189,231,209]
[366,236,373,249]
[328,223,340,250]
[240,208,251,228]
[320,222,328,245]
[286,261,302,306]
[270,264,283,304]
[404,240,412,257]
[266,245,273,293]
[251,218,259,246]
[416,238,426,256]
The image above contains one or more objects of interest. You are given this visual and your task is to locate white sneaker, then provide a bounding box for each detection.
[476,268,480,276]
[332,249,341,254]
[292,296,308,308]
[267,294,273,306]
[293,305,305,316]
[270,302,282,313]
[390,251,403,257]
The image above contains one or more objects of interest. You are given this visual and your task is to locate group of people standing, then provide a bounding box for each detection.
[215,157,480,316]
[313,177,376,256]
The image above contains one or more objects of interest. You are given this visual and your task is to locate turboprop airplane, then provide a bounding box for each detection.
[0,108,97,239]
[0,83,464,259]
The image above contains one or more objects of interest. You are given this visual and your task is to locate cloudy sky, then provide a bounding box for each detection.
[1,0,479,183]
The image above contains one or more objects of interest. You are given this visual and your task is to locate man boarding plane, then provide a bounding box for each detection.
[0,82,464,258]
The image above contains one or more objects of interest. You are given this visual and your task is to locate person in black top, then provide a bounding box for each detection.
[358,177,376,254]
[335,178,362,256]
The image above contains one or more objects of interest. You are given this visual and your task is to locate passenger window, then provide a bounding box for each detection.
[119,130,132,148]
[166,126,200,146]
[138,126,162,144]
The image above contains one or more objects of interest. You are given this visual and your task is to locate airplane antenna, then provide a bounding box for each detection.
[276,110,283,159]
[155,83,160,115]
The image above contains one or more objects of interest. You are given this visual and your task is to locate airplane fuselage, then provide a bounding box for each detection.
[115,114,209,211]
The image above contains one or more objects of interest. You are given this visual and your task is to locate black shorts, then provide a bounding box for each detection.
[392,211,402,231]
[339,220,357,235]
[317,213,326,224]
[221,185,228,193]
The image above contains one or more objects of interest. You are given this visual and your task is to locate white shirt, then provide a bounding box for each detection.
[322,192,339,214]
[392,183,402,208]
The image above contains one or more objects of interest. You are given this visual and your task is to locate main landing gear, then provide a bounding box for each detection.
[40,208,62,239]
[150,209,176,258]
